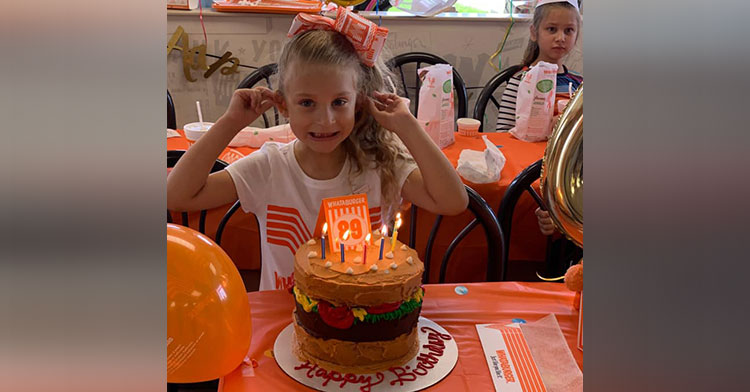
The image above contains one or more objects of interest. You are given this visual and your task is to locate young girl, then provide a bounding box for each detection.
[496,0,582,132]
[167,9,468,291]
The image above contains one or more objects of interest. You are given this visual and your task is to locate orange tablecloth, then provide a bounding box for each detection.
[218,282,581,392]
[167,132,546,279]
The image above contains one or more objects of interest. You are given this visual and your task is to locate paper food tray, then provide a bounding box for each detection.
[212,0,322,14]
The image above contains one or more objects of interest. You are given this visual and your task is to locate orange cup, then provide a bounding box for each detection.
[457,118,480,137]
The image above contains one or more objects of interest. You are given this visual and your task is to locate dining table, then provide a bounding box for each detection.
[217,281,582,391]
[167,131,547,282]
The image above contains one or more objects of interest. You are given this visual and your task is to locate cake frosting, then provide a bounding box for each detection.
[291,232,425,374]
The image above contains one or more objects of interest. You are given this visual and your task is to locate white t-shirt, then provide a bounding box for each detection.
[225,140,417,291]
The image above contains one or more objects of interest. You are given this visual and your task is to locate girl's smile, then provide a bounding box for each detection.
[308,131,341,141]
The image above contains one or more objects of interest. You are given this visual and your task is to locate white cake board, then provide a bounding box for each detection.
[273,317,458,391]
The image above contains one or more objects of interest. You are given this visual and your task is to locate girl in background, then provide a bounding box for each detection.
[496,0,582,132]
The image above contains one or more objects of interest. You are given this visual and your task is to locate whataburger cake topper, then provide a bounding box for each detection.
[315,193,372,254]
[302,193,418,275]
[306,194,408,276]
[287,7,389,67]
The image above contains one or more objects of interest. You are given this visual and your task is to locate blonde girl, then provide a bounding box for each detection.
[167,9,467,291]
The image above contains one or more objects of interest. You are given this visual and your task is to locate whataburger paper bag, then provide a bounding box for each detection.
[511,61,558,142]
[417,63,455,149]
[476,314,582,392]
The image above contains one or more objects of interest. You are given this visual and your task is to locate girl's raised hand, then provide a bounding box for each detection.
[221,87,277,128]
[367,91,417,134]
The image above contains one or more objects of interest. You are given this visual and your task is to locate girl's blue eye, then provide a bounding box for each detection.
[547,27,556,33]
[565,28,576,34]
[299,99,313,107]
[333,99,347,107]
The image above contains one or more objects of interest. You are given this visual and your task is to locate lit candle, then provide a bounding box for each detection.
[340,229,350,263]
[363,233,371,265]
[321,222,327,260]
[379,225,387,260]
[389,213,402,253]
[390,218,402,252]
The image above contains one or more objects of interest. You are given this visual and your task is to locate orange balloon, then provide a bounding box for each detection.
[167,224,251,383]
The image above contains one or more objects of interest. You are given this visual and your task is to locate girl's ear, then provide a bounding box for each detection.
[274,91,289,118]
[529,24,538,42]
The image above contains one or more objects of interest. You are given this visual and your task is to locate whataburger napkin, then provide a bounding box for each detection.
[476,314,582,392]
[456,135,506,184]
[520,314,583,392]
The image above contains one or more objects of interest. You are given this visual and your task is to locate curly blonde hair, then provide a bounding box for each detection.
[277,29,414,223]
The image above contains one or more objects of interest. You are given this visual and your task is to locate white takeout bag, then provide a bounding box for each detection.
[456,135,506,184]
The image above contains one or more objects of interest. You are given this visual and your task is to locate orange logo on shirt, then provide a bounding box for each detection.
[274,271,294,290]
[265,203,381,255]
[266,205,312,255]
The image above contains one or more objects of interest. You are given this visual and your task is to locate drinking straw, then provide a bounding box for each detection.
[196,101,204,129]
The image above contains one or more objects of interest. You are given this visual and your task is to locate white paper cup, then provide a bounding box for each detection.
[557,99,571,114]
[184,122,214,141]
[456,118,480,137]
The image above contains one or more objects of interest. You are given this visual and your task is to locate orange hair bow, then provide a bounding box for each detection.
[287,7,389,67]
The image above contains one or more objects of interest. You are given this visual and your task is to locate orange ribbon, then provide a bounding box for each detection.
[287,7,389,67]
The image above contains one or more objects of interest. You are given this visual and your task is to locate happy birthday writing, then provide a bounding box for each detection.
[388,326,452,386]
[293,362,385,392]
[293,325,453,391]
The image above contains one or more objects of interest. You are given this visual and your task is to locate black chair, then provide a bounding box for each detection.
[407,185,505,284]
[385,52,469,120]
[472,64,523,132]
[167,90,177,130]
[215,199,263,292]
[215,200,242,246]
[496,159,581,278]
[236,63,281,128]
[167,150,229,234]
[167,379,218,392]
[353,0,391,11]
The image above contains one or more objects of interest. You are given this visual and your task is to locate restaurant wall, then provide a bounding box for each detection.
[167,12,583,129]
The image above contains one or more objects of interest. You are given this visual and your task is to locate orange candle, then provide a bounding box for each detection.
[363,233,371,265]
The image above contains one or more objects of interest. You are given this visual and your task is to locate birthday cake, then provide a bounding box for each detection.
[291,232,425,374]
